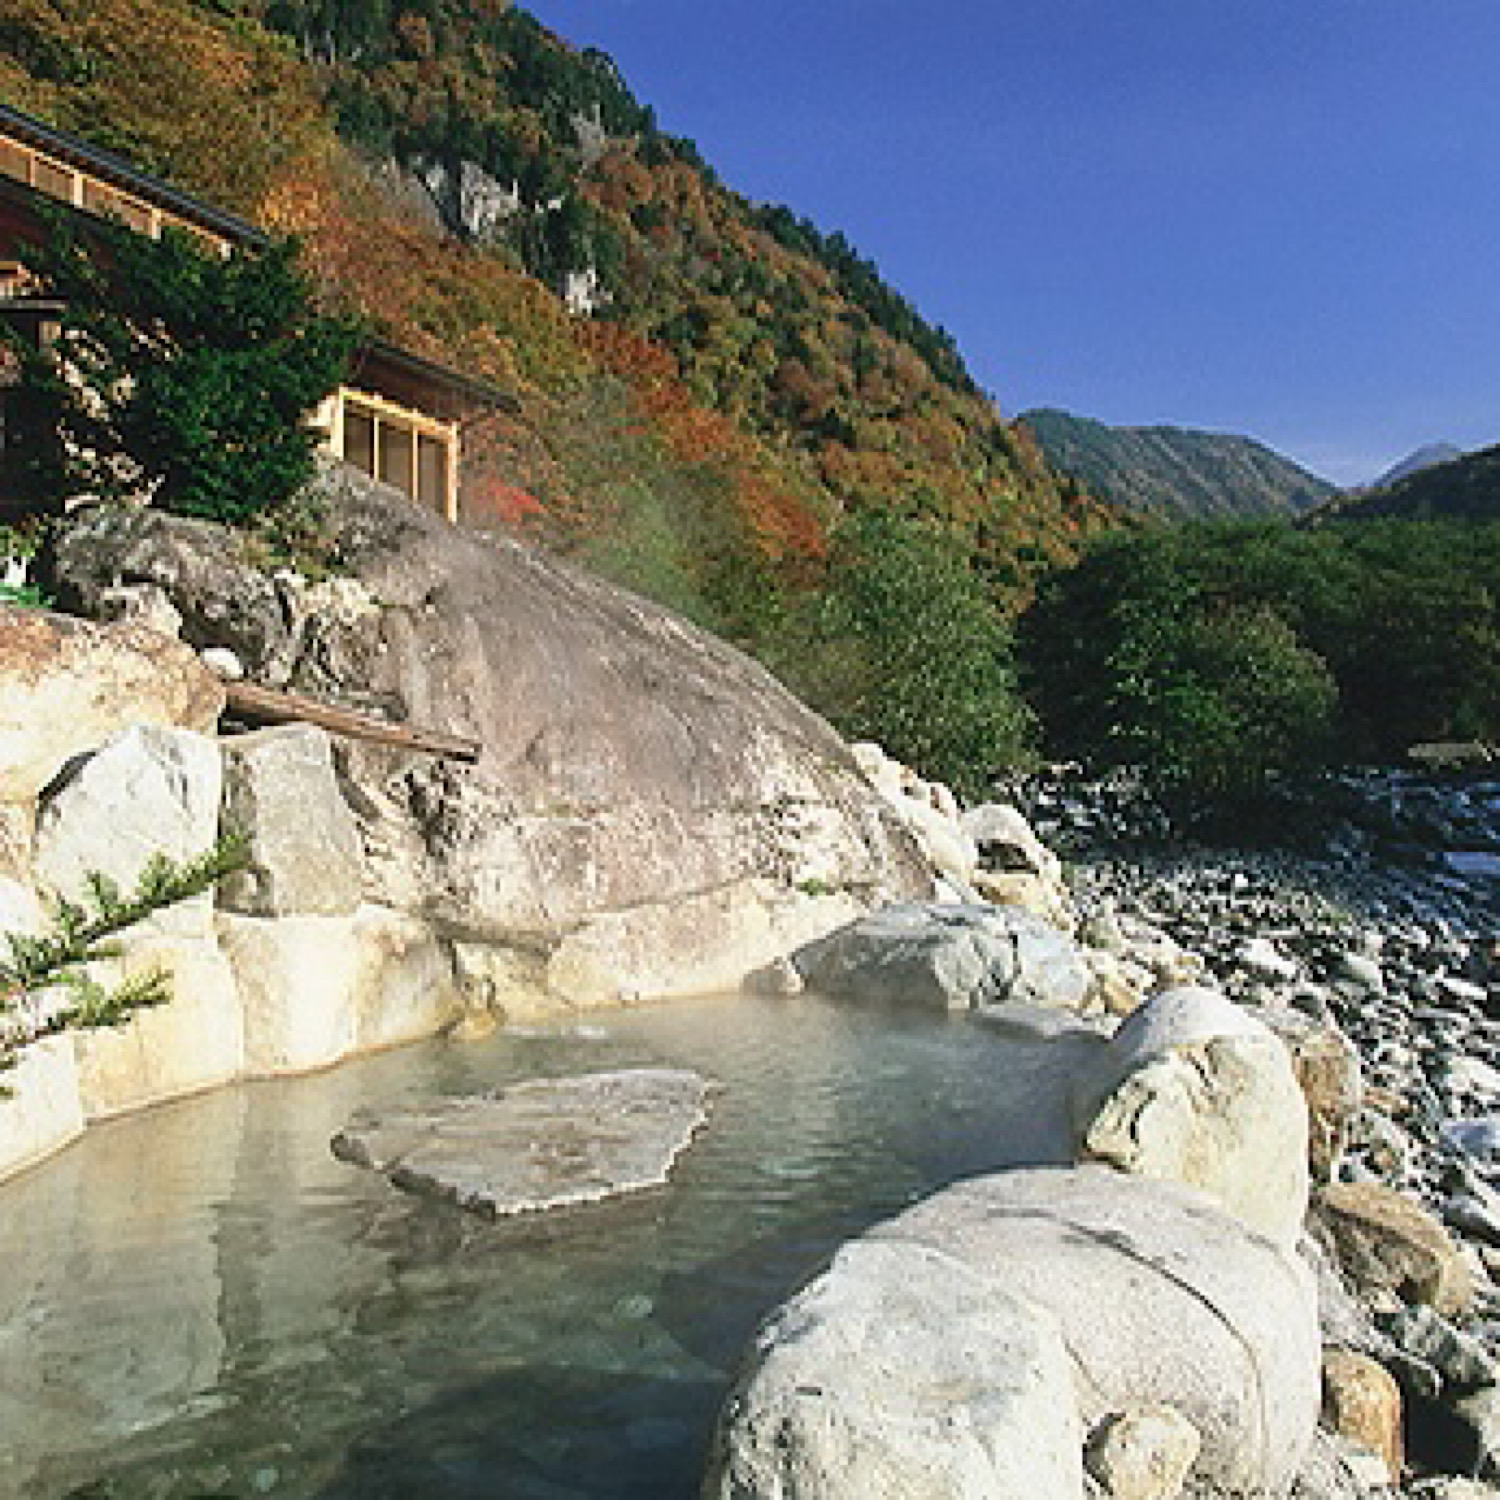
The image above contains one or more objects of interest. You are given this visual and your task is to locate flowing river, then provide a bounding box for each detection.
[0,993,1084,1499]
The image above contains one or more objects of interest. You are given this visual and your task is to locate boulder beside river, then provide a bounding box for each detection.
[705,1167,1321,1500]
[48,461,934,1015]
[0,461,933,1181]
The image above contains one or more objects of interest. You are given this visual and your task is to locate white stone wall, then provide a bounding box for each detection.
[0,618,468,1182]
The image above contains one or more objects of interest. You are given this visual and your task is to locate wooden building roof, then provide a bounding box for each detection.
[0,103,514,418]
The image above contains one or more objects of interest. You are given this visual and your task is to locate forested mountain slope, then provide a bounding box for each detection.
[1332,443,1500,523]
[1,0,1112,595]
[1,0,1126,789]
[1020,407,1335,519]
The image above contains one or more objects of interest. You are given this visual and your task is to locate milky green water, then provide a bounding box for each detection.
[0,993,1083,1499]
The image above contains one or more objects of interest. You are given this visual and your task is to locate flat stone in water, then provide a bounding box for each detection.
[331,1067,712,1217]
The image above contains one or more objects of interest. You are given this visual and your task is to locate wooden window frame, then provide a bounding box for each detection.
[318,387,459,524]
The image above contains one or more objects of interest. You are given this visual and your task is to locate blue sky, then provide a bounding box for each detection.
[525,1,1500,486]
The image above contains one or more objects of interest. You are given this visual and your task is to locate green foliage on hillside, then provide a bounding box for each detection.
[783,509,1033,799]
[1,833,248,1083]
[233,0,978,398]
[194,0,1112,570]
[1020,518,1500,803]
[8,210,357,523]
[1021,408,1336,520]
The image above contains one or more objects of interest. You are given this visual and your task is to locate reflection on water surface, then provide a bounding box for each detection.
[0,992,1080,1499]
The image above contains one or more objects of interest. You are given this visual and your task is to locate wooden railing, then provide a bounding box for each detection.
[0,132,227,255]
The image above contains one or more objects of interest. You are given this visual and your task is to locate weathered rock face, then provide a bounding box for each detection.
[883,1169,1322,1497]
[1315,1180,1473,1320]
[791,901,1093,1013]
[218,725,365,918]
[47,511,289,671]
[1321,1348,1403,1486]
[0,1038,83,1179]
[1084,1405,1201,1500]
[217,903,460,1076]
[1071,986,1311,1249]
[52,470,932,1011]
[0,594,468,1178]
[1263,1011,1363,1185]
[331,1068,712,1217]
[704,1240,1087,1500]
[0,606,223,804]
[710,1165,1321,1499]
[32,724,223,939]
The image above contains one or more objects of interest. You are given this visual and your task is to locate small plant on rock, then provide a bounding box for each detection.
[0,831,248,1086]
[0,520,51,608]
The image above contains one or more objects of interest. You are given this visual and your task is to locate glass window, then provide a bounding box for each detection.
[343,405,375,477]
[380,423,414,497]
[417,434,447,511]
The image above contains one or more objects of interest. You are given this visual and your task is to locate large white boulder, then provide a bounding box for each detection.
[791,902,1092,1013]
[70,933,243,1119]
[51,490,935,1018]
[349,904,462,1052]
[1072,985,1310,1249]
[0,874,40,940]
[705,1240,1085,1500]
[883,1167,1318,1496]
[963,804,1077,931]
[218,911,361,1074]
[962,801,1064,883]
[0,607,223,805]
[0,803,31,884]
[849,741,978,891]
[220,903,460,1075]
[709,1166,1321,1499]
[217,725,365,917]
[32,725,223,940]
[0,1037,83,1181]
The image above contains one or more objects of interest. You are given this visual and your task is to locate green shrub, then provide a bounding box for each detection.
[1106,603,1336,800]
[7,209,358,525]
[1020,517,1500,803]
[792,506,1033,799]
[0,833,247,1085]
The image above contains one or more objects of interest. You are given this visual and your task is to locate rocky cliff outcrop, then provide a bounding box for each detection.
[0,464,935,1177]
[49,462,933,1017]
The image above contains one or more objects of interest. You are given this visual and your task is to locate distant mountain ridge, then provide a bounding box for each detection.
[1019,408,1337,520]
[1370,443,1464,490]
[1335,442,1500,523]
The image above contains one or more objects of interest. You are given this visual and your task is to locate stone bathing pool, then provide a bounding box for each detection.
[0,992,1087,1499]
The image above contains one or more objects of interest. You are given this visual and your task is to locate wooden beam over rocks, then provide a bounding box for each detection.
[223,679,480,763]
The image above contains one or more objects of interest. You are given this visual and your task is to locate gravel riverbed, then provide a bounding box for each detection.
[1019,768,1500,1493]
